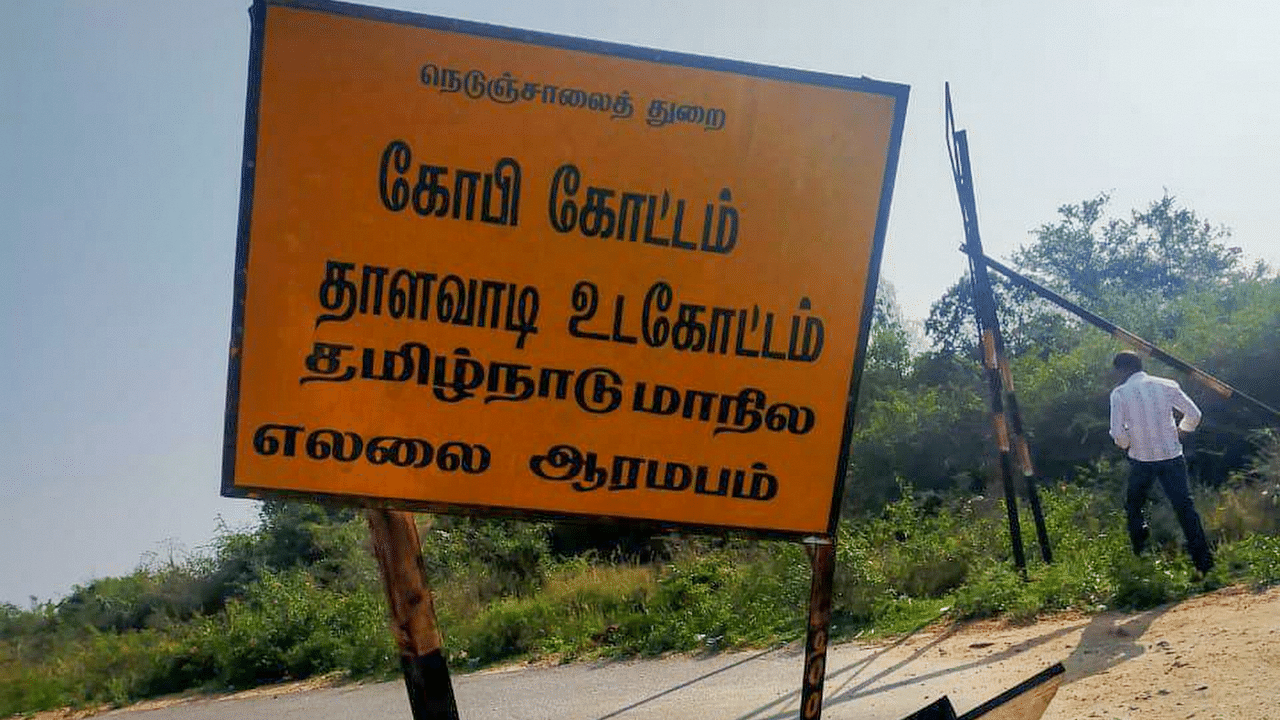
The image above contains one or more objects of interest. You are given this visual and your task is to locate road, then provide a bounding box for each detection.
[96,585,1280,720]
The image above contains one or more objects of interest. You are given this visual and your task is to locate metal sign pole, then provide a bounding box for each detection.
[367,509,460,720]
[800,536,836,720]
[945,88,1029,573]
[977,253,1280,422]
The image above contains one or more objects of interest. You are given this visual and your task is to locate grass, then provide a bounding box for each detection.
[4,477,1280,717]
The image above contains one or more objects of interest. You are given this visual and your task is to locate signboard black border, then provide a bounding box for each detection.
[222,0,909,540]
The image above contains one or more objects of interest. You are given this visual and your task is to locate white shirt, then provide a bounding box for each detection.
[1110,371,1202,462]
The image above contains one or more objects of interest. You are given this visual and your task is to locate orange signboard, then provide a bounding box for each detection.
[223,0,908,537]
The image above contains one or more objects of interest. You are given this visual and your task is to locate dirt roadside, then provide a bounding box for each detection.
[856,583,1280,719]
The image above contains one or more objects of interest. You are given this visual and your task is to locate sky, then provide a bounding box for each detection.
[3,0,1279,606]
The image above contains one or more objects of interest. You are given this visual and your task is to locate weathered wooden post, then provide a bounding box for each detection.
[367,509,459,720]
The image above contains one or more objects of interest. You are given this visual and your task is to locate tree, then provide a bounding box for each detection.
[858,281,913,405]
[1014,193,1243,310]
[925,192,1245,357]
[907,193,1276,495]
[846,283,992,513]
[924,276,1077,360]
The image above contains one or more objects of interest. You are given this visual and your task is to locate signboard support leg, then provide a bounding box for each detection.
[946,85,1033,574]
[367,509,460,720]
[800,536,836,720]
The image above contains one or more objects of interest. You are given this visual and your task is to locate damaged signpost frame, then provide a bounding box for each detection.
[223,0,907,717]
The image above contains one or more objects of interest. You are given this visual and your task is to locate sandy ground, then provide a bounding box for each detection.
[845,583,1280,719]
[957,584,1280,719]
[28,584,1280,720]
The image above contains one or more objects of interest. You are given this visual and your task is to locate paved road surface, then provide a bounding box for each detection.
[89,585,1280,719]
[98,626,1073,720]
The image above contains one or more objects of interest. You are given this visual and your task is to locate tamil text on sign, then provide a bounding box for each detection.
[223,0,909,537]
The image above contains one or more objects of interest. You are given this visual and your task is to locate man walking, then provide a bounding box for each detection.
[1109,351,1214,574]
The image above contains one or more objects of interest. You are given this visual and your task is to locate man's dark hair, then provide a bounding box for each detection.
[1113,351,1143,374]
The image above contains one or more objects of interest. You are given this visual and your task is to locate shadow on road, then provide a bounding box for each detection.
[729,615,949,720]
[821,621,1083,715]
[734,616,1086,720]
[1060,606,1167,683]
[591,605,1167,720]
[594,647,783,720]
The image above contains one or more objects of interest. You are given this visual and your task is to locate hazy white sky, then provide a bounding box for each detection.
[3,0,1278,605]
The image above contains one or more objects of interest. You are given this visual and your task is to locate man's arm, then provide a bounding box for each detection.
[1172,384,1202,434]
[1110,389,1130,450]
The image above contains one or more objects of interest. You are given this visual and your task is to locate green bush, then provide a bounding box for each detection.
[1215,534,1280,588]
[1109,552,1191,609]
[198,568,393,688]
[951,562,1031,620]
[9,473,1280,717]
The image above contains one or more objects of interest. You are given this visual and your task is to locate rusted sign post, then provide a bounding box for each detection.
[226,0,906,716]
[800,538,836,720]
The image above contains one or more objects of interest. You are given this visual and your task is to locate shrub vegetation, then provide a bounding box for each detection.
[4,194,1277,717]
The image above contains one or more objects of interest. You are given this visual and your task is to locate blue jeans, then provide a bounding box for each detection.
[1127,456,1214,573]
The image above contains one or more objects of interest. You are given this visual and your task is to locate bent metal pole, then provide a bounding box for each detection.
[974,253,1280,423]
[946,84,1053,569]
